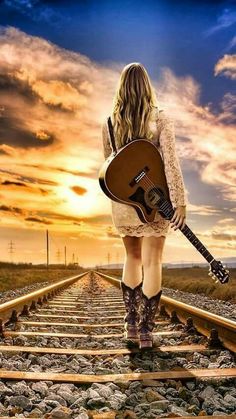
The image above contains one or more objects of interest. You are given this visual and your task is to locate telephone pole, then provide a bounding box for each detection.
[46,230,49,268]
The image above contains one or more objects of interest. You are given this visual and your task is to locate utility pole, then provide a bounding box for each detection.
[46,230,49,268]
[107,252,110,268]
[72,253,75,265]
[8,240,15,263]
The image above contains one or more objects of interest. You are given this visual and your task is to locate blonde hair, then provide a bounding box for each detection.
[111,62,159,149]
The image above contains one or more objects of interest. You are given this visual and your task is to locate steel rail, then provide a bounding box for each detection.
[96,271,236,353]
[0,271,89,331]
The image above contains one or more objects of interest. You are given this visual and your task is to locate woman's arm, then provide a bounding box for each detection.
[101,119,113,160]
[158,112,188,208]
[158,112,188,230]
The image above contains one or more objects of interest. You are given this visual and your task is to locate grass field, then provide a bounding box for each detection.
[0,266,86,293]
[98,267,236,303]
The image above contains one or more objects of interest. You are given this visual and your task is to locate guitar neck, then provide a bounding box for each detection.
[158,199,215,265]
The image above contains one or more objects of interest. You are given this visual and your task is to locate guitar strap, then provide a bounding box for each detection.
[107,116,117,154]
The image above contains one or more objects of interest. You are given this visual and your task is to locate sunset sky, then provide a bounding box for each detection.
[0,0,235,266]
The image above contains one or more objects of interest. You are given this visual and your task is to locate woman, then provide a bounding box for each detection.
[101,62,188,349]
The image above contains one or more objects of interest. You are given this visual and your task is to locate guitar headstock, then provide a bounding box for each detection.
[208,259,230,284]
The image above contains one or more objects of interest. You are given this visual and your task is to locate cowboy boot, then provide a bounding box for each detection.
[120,280,143,339]
[138,288,162,349]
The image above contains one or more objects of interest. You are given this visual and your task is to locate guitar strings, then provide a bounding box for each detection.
[139,174,187,230]
[140,174,174,219]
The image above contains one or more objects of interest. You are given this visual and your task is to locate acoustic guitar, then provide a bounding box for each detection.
[99,119,229,284]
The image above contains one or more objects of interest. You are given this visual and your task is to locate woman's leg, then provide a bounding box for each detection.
[141,235,166,298]
[121,235,143,289]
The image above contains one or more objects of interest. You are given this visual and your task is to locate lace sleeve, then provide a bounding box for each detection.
[101,119,113,160]
[158,113,188,208]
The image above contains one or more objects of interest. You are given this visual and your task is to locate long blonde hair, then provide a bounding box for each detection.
[111,62,159,149]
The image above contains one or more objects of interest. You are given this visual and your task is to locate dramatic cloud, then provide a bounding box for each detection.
[0,204,23,214]
[214,54,236,80]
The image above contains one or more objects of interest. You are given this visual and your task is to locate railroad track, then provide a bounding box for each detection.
[0,270,235,418]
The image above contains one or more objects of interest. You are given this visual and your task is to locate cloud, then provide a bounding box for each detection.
[0,109,55,148]
[0,169,59,185]
[0,75,56,148]
[25,216,53,224]
[1,180,26,187]
[70,186,87,195]
[0,145,13,155]
[214,54,236,80]
[32,80,88,111]
[217,217,235,224]
[212,231,236,241]
[217,92,236,124]
[0,177,50,195]
[0,204,23,214]
[203,8,236,37]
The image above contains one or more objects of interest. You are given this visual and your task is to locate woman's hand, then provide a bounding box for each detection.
[170,205,186,231]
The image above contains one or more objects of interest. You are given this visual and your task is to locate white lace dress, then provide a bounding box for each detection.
[101,108,188,237]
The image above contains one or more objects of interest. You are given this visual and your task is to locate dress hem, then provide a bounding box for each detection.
[118,232,169,237]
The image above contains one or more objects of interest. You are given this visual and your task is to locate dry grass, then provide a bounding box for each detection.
[0,266,86,293]
[98,267,236,303]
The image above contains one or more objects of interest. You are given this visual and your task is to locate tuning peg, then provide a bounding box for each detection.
[223,265,226,268]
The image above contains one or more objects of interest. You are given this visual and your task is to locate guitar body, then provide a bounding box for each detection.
[99,137,230,284]
[99,139,170,223]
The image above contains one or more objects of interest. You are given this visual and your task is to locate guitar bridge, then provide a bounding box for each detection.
[129,166,149,187]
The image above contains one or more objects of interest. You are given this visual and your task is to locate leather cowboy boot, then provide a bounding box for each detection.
[120,280,143,340]
[138,288,162,349]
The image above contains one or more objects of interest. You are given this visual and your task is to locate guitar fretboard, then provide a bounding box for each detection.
[158,199,215,264]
